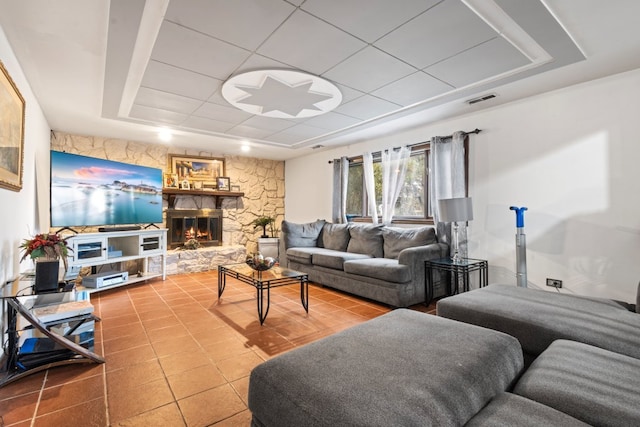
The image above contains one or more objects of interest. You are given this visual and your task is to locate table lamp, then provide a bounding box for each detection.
[438,197,473,263]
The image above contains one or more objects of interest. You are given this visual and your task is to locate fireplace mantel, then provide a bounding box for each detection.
[162,189,244,209]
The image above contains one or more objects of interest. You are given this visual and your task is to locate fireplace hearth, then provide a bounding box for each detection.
[166,209,222,248]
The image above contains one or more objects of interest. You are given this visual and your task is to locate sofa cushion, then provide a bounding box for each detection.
[313,251,371,270]
[343,258,410,283]
[514,339,640,426]
[319,223,350,251]
[248,309,524,427]
[346,224,384,258]
[282,219,325,249]
[286,247,337,265]
[436,284,640,360]
[466,393,590,426]
[382,226,437,259]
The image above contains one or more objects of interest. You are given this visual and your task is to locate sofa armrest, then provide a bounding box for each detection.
[398,242,448,266]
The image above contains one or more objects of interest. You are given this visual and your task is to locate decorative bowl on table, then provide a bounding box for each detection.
[246,252,276,271]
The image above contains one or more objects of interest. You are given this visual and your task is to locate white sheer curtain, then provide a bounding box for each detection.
[429,131,467,256]
[381,146,410,224]
[362,152,378,223]
[331,157,349,223]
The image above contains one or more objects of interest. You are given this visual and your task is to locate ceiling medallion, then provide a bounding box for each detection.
[221,70,342,119]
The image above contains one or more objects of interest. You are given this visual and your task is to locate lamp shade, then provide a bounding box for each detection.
[438,197,473,222]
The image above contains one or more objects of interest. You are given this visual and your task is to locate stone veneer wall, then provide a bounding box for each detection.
[50,132,284,255]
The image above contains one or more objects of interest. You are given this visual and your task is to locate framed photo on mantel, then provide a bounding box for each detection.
[216,177,230,191]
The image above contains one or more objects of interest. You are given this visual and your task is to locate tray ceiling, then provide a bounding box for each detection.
[103,0,582,151]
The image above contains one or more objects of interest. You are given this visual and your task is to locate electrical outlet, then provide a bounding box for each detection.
[546,278,562,288]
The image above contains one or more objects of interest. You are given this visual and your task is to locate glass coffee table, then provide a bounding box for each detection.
[217,263,309,325]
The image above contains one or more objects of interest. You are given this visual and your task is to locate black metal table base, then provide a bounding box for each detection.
[218,265,309,325]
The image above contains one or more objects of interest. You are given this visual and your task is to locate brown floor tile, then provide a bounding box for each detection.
[101,314,141,330]
[201,337,252,362]
[100,321,146,341]
[215,351,264,382]
[106,359,165,391]
[44,363,104,388]
[104,343,157,372]
[33,396,107,427]
[145,323,190,342]
[152,334,201,357]
[213,409,253,426]
[0,391,39,425]
[178,384,246,427]
[102,330,150,354]
[159,349,212,377]
[140,314,182,331]
[0,371,46,399]
[111,402,186,427]
[38,374,104,415]
[166,362,226,400]
[108,377,174,423]
[230,376,250,405]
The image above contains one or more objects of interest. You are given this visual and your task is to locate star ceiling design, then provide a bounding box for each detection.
[236,76,332,116]
[222,70,342,119]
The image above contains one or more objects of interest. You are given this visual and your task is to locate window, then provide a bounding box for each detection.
[346,145,430,223]
[345,139,468,224]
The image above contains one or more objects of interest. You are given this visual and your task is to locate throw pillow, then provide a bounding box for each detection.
[282,219,326,249]
[383,226,437,259]
[346,224,384,258]
[319,223,350,251]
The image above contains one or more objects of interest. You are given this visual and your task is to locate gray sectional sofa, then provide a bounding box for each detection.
[248,285,640,426]
[437,284,640,365]
[278,220,448,307]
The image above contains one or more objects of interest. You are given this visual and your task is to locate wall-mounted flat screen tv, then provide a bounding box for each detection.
[50,151,163,228]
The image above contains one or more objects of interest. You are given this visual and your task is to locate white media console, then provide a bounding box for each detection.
[65,229,167,293]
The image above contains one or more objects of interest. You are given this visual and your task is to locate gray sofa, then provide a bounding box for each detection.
[248,286,640,426]
[278,219,449,307]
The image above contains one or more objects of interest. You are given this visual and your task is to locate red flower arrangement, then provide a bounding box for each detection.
[19,233,71,270]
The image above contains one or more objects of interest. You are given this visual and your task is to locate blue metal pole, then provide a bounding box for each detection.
[509,206,528,287]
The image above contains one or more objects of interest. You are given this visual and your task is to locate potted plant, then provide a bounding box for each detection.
[252,215,275,238]
[19,232,71,271]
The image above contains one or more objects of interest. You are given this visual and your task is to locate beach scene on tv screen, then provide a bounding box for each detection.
[50,151,163,227]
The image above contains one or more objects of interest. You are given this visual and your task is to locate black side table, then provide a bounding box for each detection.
[425,258,488,305]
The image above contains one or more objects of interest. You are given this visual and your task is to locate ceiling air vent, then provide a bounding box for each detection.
[466,93,497,105]
[311,144,324,149]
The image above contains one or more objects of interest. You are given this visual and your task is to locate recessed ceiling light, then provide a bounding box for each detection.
[222,70,342,119]
[158,128,172,142]
[241,143,251,152]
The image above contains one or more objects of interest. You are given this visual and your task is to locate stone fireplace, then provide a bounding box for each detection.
[166,209,222,249]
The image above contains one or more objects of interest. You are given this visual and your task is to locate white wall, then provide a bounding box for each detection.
[285,68,640,303]
[0,25,52,285]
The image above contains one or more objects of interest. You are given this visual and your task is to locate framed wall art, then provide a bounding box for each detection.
[0,60,26,192]
[163,173,179,188]
[169,154,225,182]
[216,177,230,191]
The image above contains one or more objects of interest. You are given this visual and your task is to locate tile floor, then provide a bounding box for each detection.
[0,271,435,426]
